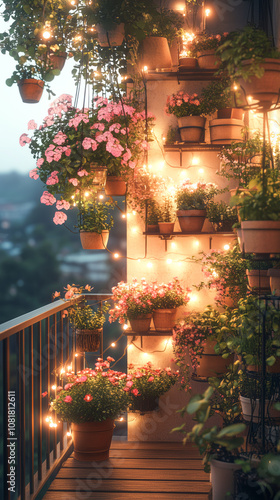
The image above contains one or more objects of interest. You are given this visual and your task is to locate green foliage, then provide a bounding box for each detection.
[176,181,218,211]
[76,201,115,233]
[158,196,175,223]
[146,200,160,225]
[208,362,243,426]
[201,78,234,115]
[206,201,238,226]
[135,8,184,43]
[68,302,109,330]
[128,363,178,408]
[190,31,229,55]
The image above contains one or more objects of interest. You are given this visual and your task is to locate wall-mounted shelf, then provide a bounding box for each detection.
[143,231,236,251]
[124,329,173,337]
[145,69,219,82]
[163,143,223,152]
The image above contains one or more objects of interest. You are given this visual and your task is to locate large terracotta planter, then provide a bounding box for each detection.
[210,458,242,500]
[158,222,174,235]
[246,269,270,292]
[268,268,280,294]
[177,209,206,233]
[140,36,172,70]
[240,58,280,106]
[153,308,177,332]
[209,118,244,144]
[18,78,44,103]
[177,116,206,142]
[105,176,126,196]
[240,396,280,423]
[95,23,125,47]
[197,49,220,69]
[80,230,109,250]
[71,419,115,461]
[217,107,244,120]
[76,328,101,352]
[128,314,152,334]
[195,340,234,378]
[240,221,280,254]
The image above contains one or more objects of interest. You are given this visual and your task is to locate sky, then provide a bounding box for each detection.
[0,17,76,175]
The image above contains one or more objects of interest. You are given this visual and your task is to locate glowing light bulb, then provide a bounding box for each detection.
[51,385,56,390]
[233,83,238,91]
[224,244,230,251]
[99,194,104,200]
[111,342,116,347]
[42,29,52,40]
[123,324,128,331]
[193,239,200,248]
[166,258,172,265]
[171,241,177,249]
[128,344,133,350]
[67,365,72,371]
[84,191,89,197]
[205,8,211,17]
[46,417,50,422]
[131,226,138,234]
[60,368,65,375]
[137,259,141,263]
[75,353,78,358]
[143,352,148,357]
[121,214,126,219]
[132,211,136,216]
[198,168,204,175]
[67,431,71,437]
[113,252,120,259]
[143,66,148,72]
[192,157,200,165]
[247,96,253,102]
[189,293,198,303]
[119,417,124,422]
[147,262,153,268]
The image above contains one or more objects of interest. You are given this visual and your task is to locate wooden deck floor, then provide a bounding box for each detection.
[43,441,211,500]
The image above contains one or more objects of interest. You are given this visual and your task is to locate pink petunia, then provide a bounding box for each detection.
[53,211,67,225]
[56,199,70,210]
[53,131,67,145]
[132,388,139,396]
[36,158,44,168]
[46,171,59,185]
[77,169,88,177]
[64,396,73,403]
[19,133,31,146]
[41,191,56,206]
[42,391,48,397]
[69,178,78,186]
[28,119,37,130]
[29,168,39,180]
[148,376,154,382]
[76,376,87,383]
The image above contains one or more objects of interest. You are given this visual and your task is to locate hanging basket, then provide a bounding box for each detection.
[153,308,177,332]
[80,230,109,250]
[89,163,107,189]
[130,397,159,414]
[95,23,125,47]
[268,268,280,294]
[177,116,206,142]
[105,176,127,196]
[246,269,270,292]
[240,58,280,106]
[76,328,101,352]
[240,221,280,254]
[140,36,172,70]
[18,78,44,103]
[71,419,115,461]
[49,52,67,71]
[177,209,206,233]
[209,118,244,144]
[128,314,152,334]
[197,49,220,70]
[195,340,234,379]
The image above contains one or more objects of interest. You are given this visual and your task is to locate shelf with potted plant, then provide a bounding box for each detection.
[76,199,115,250]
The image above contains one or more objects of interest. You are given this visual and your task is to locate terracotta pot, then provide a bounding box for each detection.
[240,58,280,106]
[153,308,177,332]
[217,107,244,120]
[128,314,152,334]
[76,328,101,352]
[212,221,234,232]
[241,220,280,254]
[240,396,280,423]
[197,49,220,69]
[210,459,242,500]
[222,288,238,309]
[130,397,159,414]
[140,36,172,70]
[195,340,234,378]
[158,222,174,235]
[177,116,206,142]
[268,268,280,294]
[146,224,159,233]
[177,209,206,233]
[80,230,109,250]
[95,23,125,47]
[209,118,244,144]
[49,52,67,71]
[105,176,126,196]
[178,57,197,69]
[18,78,44,103]
[71,419,115,461]
[247,357,280,374]
[246,269,270,292]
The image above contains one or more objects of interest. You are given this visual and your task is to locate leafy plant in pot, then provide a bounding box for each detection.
[173,306,234,389]
[206,200,238,232]
[175,179,218,233]
[76,200,115,250]
[128,362,178,413]
[50,358,131,461]
[152,277,190,332]
[189,31,229,70]
[238,375,280,426]
[158,195,176,235]
[165,91,206,143]
[126,165,167,221]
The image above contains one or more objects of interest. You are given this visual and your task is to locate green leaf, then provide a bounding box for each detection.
[217,423,246,438]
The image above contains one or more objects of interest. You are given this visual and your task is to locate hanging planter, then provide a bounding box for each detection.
[197,49,220,70]
[240,58,280,106]
[129,397,159,414]
[195,340,234,379]
[140,36,172,70]
[80,230,109,250]
[246,269,270,292]
[209,118,244,144]
[95,23,125,47]
[267,268,280,294]
[177,209,206,233]
[49,51,67,71]
[76,328,101,352]
[128,314,152,334]
[153,308,177,332]
[240,221,280,254]
[105,176,127,196]
[177,116,206,142]
[18,78,44,103]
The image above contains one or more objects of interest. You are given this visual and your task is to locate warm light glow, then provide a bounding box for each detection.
[46,417,50,422]
[143,352,149,357]
[180,169,187,178]
[166,258,172,265]
[75,353,78,357]
[123,324,128,331]
[51,385,56,390]
[84,191,89,197]
[233,83,238,91]
[42,29,52,40]
[143,66,148,72]
[67,431,71,437]
[132,211,136,216]
[113,252,120,259]
[121,214,126,219]
[198,168,204,175]
[189,293,198,303]
[131,226,138,233]
[111,342,116,347]
[128,344,133,350]
[147,262,153,268]
[224,244,230,251]
[193,239,200,248]
[119,417,124,421]
[99,194,104,200]
[205,8,211,17]
[171,241,177,249]
[192,157,200,166]
[67,365,72,371]
[247,96,253,102]
[60,368,65,375]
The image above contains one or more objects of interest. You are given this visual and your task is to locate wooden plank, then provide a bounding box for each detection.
[63,458,204,470]
[47,479,211,493]
[106,449,201,459]
[110,441,198,451]
[43,493,209,500]
[56,468,209,481]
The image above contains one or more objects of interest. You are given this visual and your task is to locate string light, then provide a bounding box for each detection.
[121,214,126,219]
[113,252,120,259]
[67,431,72,437]
[111,342,116,347]
[123,324,128,331]
[75,353,78,358]
[192,157,200,166]
[166,258,172,265]
[198,168,204,175]
[224,244,230,251]
[51,385,56,390]
[143,66,148,72]
[205,8,211,17]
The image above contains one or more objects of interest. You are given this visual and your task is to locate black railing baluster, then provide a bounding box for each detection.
[19,329,26,500]
[29,325,34,494]
[38,320,43,481]
[46,317,51,470]
[3,337,11,500]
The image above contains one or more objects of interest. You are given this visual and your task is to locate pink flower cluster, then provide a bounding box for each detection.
[165,91,202,117]
[179,178,217,193]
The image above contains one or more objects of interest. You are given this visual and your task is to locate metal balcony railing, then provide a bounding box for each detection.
[0,293,112,500]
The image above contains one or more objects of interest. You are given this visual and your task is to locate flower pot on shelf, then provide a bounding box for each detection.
[105,176,127,196]
[146,224,159,233]
[76,328,101,352]
[240,221,280,254]
[140,36,172,70]
[128,314,152,334]
[130,397,159,414]
[197,49,220,69]
[240,396,280,423]
[210,458,242,500]
[209,118,244,144]
[177,209,206,233]
[178,56,197,70]
[268,268,280,294]
[195,340,234,379]
[18,78,44,103]
[240,58,280,106]
[49,51,67,71]
[153,308,177,332]
[80,230,109,250]
[158,222,174,235]
[246,269,270,292]
[212,221,234,232]
[177,116,206,142]
[95,23,125,47]
[71,419,115,461]
[217,107,244,120]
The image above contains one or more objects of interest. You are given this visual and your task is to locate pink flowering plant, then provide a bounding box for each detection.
[165,91,205,118]
[152,277,190,310]
[128,362,178,411]
[173,306,233,391]
[51,358,131,423]
[109,278,155,323]
[21,94,153,225]
[176,179,218,210]
[127,165,168,218]
[189,31,229,54]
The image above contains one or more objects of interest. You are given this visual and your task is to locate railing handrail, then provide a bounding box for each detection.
[0,293,113,340]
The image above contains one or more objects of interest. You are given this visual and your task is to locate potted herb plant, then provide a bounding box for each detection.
[77,200,114,250]
[146,199,160,233]
[158,195,176,235]
[165,91,206,142]
[109,278,155,333]
[51,358,131,461]
[175,179,218,233]
[189,31,229,70]
[246,258,271,293]
[151,277,190,332]
[128,362,178,413]
[206,200,238,232]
